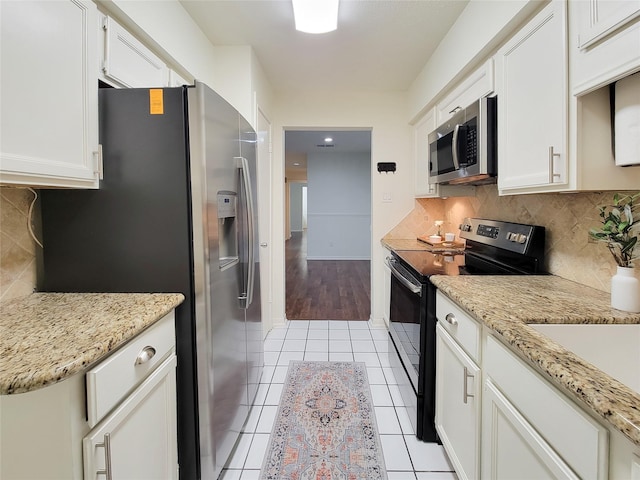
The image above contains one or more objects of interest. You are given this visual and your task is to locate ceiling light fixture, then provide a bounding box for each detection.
[292,0,339,34]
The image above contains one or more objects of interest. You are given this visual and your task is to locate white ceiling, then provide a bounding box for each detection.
[179,0,469,163]
[179,0,469,94]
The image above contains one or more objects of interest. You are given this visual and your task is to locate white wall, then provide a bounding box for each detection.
[289,183,305,232]
[211,46,253,122]
[306,152,370,260]
[272,91,414,326]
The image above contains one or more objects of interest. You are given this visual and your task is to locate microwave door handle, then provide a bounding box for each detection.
[452,124,461,170]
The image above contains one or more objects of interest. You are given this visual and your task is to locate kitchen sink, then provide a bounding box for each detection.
[529,323,640,395]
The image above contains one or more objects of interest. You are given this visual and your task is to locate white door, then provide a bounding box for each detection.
[482,379,579,479]
[435,323,481,480]
[257,106,273,335]
[83,355,178,480]
[0,0,100,188]
[496,0,568,192]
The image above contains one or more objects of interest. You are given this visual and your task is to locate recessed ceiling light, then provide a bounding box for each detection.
[292,0,339,34]
[324,137,333,143]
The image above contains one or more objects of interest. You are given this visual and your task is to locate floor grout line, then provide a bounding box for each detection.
[220,322,456,479]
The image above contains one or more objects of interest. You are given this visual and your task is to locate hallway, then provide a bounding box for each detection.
[285,231,371,320]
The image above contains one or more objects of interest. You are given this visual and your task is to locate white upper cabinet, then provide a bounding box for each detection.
[436,59,495,125]
[414,107,438,197]
[100,16,169,88]
[0,0,101,188]
[571,0,640,94]
[496,1,568,194]
[578,0,640,48]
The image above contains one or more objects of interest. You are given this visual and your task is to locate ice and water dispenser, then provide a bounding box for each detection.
[217,191,239,270]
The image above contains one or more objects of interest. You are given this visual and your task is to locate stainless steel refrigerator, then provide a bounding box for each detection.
[39,81,264,480]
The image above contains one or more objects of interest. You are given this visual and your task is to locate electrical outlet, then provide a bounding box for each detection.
[382,192,392,203]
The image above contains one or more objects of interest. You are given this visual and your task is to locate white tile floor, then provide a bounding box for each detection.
[219,320,457,480]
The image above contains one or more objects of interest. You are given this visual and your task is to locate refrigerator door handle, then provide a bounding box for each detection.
[236,156,255,309]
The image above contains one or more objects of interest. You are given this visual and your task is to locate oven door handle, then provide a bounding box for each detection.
[386,257,422,296]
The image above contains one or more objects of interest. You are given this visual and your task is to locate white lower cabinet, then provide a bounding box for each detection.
[84,354,178,480]
[382,248,391,325]
[482,379,580,479]
[435,323,481,480]
[483,334,608,480]
[435,293,612,480]
[0,311,177,479]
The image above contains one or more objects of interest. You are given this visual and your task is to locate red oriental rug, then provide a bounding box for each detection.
[260,361,387,480]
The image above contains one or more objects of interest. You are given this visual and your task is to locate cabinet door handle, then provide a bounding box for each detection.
[96,433,113,480]
[463,367,474,404]
[449,105,462,114]
[548,146,561,183]
[445,313,458,326]
[134,346,156,365]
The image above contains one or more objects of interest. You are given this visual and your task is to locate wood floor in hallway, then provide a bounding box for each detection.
[285,231,371,321]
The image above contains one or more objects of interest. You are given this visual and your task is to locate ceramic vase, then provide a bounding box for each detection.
[611,266,640,313]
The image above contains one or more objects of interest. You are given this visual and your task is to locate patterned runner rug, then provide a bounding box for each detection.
[260,361,387,480]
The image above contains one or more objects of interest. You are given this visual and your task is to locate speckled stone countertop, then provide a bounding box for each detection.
[430,275,640,446]
[0,293,184,395]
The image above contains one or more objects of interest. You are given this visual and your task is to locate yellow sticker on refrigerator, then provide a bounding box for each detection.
[149,89,164,115]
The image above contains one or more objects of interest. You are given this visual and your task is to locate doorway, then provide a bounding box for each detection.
[284,130,372,320]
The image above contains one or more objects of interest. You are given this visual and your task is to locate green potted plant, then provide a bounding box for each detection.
[589,192,640,312]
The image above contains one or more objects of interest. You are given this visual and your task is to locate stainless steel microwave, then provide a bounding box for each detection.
[428,96,497,185]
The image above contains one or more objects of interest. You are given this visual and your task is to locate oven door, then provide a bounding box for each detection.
[387,256,423,390]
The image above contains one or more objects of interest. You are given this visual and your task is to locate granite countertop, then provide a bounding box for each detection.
[0,292,185,395]
[430,275,640,447]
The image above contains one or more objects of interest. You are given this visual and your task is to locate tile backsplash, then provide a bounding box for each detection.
[2,184,637,300]
[0,187,39,301]
[385,185,639,292]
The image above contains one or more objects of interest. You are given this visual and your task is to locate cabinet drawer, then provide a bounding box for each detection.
[484,334,608,480]
[86,312,175,427]
[435,291,480,362]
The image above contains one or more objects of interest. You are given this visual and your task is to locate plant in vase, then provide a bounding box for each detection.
[589,192,640,312]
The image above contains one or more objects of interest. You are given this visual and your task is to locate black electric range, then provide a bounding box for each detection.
[386,218,545,441]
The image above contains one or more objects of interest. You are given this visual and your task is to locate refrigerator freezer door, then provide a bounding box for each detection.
[188,82,249,480]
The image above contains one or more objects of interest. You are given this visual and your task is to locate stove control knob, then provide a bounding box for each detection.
[507,232,516,241]
[516,234,527,244]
